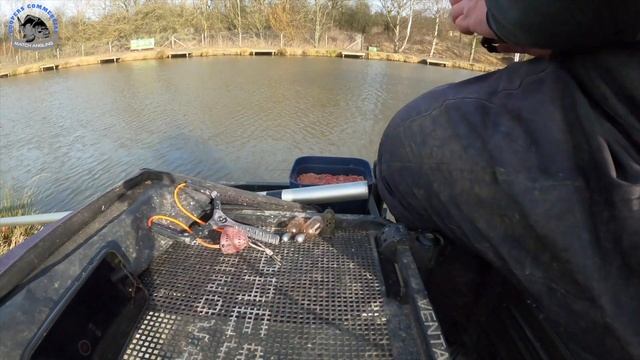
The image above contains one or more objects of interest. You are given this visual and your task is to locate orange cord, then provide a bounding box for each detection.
[174,182,206,225]
[147,183,221,250]
[197,237,220,249]
[147,215,192,233]
[147,214,220,250]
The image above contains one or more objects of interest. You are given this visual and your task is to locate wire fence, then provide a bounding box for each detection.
[0,29,367,67]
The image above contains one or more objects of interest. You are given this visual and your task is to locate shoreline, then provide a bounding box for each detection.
[0,47,501,79]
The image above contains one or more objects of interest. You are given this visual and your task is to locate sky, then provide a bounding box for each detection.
[0,1,109,19]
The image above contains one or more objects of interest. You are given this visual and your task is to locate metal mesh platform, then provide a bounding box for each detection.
[122,230,393,359]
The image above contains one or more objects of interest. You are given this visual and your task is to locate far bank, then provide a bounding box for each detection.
[0,47,502,79]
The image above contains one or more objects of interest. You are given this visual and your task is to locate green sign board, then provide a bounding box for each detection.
[130,38,155,50]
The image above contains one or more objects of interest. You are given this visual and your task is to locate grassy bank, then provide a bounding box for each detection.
[0,186,42,256]
[0,46,502,79]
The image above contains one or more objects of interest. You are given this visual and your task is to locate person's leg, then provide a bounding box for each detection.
[376,58,639,359]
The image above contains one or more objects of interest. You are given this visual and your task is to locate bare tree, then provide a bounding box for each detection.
[221,0,244,46]
[379,0,415,53]
[115,0,141,14]
[269,0,311,46]
[96,0,114,16]
[424,0,449,57]
[246,0,269,41]
[235,0,243,46]
[310,0,333,48]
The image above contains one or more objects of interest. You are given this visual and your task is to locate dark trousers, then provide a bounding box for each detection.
[376,56,640,360]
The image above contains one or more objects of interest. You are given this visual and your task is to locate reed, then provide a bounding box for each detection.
[0,185,42,256]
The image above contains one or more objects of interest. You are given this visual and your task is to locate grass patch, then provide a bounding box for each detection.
[0,185,42,256]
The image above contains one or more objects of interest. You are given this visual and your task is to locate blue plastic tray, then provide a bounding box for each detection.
[289,156,373,213]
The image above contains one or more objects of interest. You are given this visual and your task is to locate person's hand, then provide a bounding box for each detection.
[450,0,496,39]
[450,0,551,57]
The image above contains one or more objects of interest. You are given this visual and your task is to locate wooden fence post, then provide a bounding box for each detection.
[56,47,60,60]
[109,40,112,54]
[81,43,85,56]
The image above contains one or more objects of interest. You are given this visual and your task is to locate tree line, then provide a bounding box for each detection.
[20,0,462,54]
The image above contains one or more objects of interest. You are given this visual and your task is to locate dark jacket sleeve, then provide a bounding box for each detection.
[486,0,640,51]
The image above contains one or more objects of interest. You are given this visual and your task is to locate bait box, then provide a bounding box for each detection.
[289,156,374,214]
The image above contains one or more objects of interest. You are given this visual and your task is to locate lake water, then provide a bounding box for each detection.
[0,56,476,212]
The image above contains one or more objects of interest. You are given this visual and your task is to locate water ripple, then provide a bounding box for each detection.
[0,57,475,211]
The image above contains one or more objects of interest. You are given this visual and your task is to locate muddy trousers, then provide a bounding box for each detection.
[376,58,640,360]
